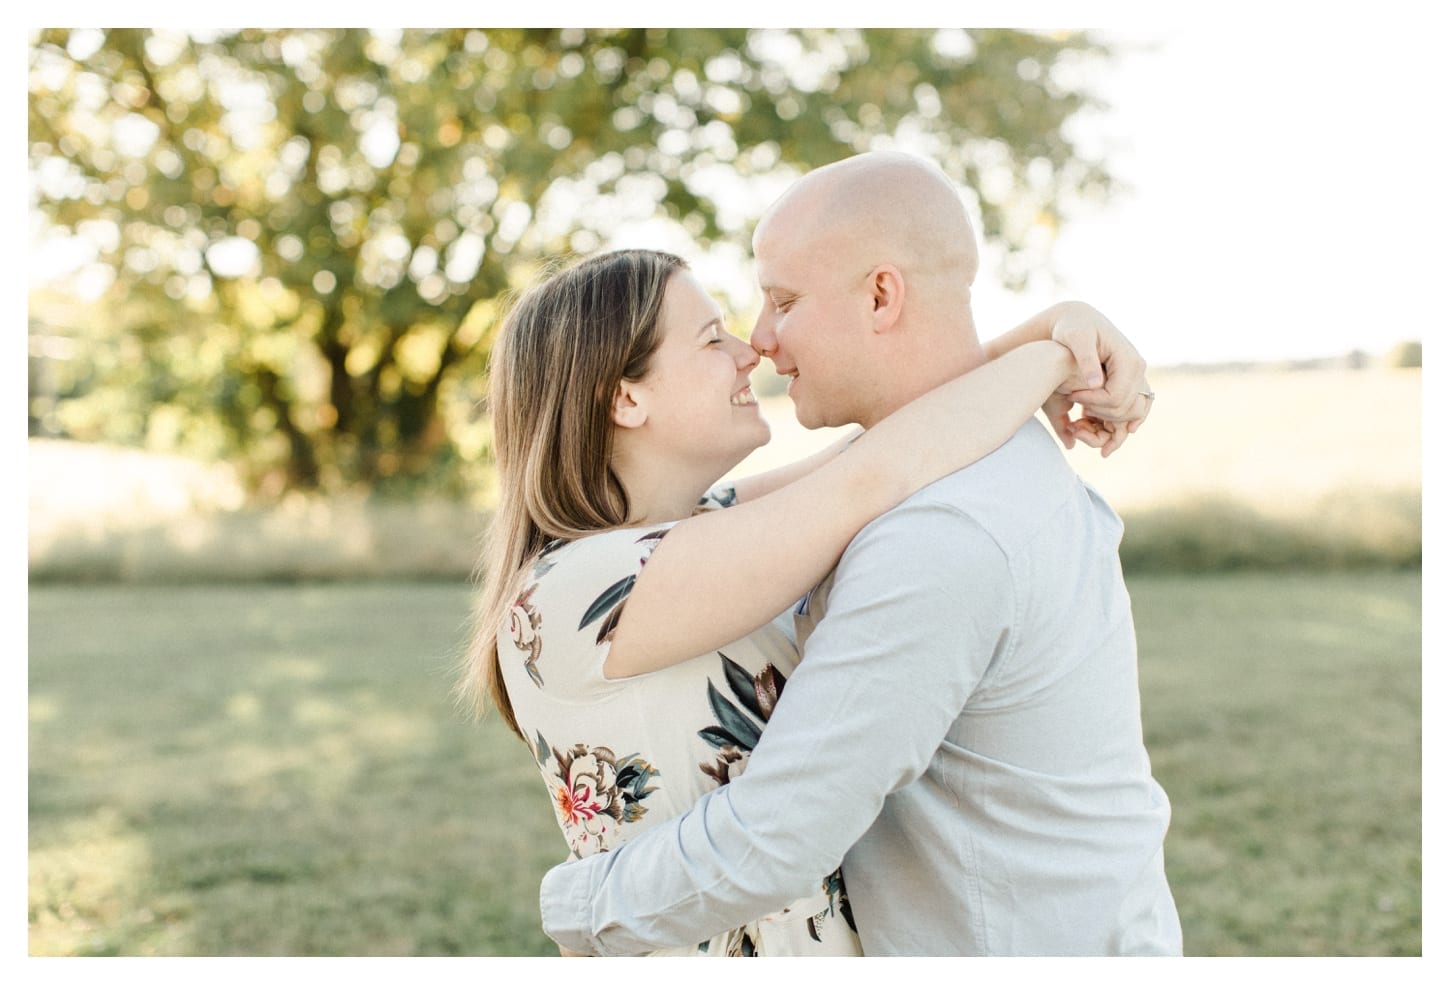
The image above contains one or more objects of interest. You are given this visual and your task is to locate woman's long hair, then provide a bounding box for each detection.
[459,249,687,738]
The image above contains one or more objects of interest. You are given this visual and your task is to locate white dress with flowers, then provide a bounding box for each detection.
[499,494,862,957]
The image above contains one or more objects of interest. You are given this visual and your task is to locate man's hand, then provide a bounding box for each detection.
[559,945,592,957]
[1043,302,1154,457]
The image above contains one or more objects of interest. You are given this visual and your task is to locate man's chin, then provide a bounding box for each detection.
[792,403,828,431]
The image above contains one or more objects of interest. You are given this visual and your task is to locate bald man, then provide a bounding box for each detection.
[540,152,1182,956]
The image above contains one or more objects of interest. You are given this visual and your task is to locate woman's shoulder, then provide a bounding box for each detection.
[500,523,677,700]
[529,523,675,595]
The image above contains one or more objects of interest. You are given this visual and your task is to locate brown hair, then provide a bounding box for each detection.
[459,249,687,737]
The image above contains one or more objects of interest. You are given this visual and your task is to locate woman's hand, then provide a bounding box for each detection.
[1041,302,1154,458]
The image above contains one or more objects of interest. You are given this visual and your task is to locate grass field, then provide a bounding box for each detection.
[27,573,1421,956]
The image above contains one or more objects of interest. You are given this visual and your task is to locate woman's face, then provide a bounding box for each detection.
[627,270,770,474]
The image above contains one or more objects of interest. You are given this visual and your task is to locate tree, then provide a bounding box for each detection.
[29,28,1113,497]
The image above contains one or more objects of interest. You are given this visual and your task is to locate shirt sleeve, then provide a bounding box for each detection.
[539,499,1015,954]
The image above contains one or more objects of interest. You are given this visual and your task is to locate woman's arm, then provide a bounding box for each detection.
[731,303,1149,504]
[724,426,862,505]
[603,339,1074,678]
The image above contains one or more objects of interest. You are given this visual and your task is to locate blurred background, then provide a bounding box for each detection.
[27,26,1424,956]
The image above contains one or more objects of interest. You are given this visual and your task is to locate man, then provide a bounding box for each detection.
[539,151,1181,956]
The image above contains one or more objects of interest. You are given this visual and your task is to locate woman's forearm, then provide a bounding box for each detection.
[729,425,864,504]
[847,339,1073,505]
[981,301,1092,362]
[604,340,1072,679]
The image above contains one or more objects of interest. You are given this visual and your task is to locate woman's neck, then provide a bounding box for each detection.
[609,458,716,528]
[625,484,710,524]
[611,443,726,525]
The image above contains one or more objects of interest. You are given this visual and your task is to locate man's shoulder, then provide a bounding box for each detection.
[831,479,1010,582]
[836,419,1101,574]
[898,420,1074,518]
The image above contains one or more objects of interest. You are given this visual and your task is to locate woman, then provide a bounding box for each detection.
[461,249,1140,956]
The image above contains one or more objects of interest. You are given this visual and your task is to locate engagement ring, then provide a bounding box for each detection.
[1139,390,1156,400]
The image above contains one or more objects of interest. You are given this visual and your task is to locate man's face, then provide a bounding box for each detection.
[748,218,873,430]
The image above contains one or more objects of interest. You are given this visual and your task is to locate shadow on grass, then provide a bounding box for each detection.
[29,496,488,583]
[28,582,562,956]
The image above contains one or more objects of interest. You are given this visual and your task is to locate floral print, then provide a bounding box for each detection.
[698,654,783,783]
[509,583,544,687]
[578,529,668,645]
[695,484,738,512]
[699,745,748,787]
[533,539,565,579]
[698,653,857,939]
[811,869,856,942]
[510,541,571,688]
[532,730,661,859]
[499,522,860,956]
[722,926,757,957]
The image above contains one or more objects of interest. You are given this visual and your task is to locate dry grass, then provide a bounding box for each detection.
[732,366,1423,572]
[28,441,485,581]
[27,367,1422,580]
[733,366,1422,513]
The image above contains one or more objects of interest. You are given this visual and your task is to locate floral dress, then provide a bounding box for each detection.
[499,494,862,957]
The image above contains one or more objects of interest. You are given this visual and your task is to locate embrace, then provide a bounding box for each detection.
[458,151,1181,956]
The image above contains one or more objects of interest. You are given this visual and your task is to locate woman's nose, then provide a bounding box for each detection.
[733,334,760,371]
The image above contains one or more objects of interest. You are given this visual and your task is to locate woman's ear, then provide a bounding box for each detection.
[611,379,648,429]
[867,263,906,333]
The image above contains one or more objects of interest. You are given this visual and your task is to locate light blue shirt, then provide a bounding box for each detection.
[540,421,1182,955]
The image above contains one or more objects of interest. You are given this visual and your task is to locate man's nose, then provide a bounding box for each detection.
[749,313,777,359]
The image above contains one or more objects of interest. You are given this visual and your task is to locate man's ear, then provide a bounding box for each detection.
[610,379,648,429]
[867,264,905,332]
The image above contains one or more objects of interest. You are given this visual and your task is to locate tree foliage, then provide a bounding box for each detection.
[29,28,1113,497]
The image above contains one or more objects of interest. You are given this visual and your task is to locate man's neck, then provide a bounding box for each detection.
[857,336,985,430]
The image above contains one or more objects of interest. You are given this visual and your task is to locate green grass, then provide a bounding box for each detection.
[1133,572,1422,955]
[28,573,1421,955]
[27,582,561,956]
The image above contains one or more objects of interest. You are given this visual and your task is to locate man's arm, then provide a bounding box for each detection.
[540,501,1012,954]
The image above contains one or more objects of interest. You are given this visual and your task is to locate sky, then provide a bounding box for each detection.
[969,24,1447,366]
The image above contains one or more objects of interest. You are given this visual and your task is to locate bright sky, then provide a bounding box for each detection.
[971,24,1448,366]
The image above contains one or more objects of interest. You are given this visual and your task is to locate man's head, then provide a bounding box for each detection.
[749,151,986,429]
